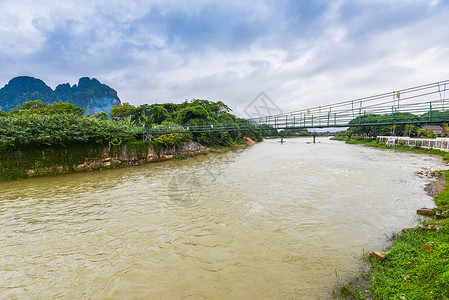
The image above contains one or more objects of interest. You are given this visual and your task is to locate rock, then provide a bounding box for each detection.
[417,208,435,216]
[371,251,387,260]
[243,137,256,145]
[424,176,446,197]
[436,210,449,219]
[0,76,121,113]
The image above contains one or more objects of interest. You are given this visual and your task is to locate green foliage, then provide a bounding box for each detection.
[10,99,48,112]
[123,115,134,126]
[96,111,109,120]
[150,132,191,157]
[434,172,449,211]
[176,105,210,124]
[0,114,138,149]
[108,99,262,147]
[150,105,170,124]
[0,144,105,181]
[108,138,122,150]
[187,99,232,121]
[0,111,9,117]
[10,100,85,116]
[110,102,137,118]
[2,97,261,164]
[153,133,189,148]
[417,129,437,138]
[344,109,449,137]
[367,228,449,299]
[0,141,153,181]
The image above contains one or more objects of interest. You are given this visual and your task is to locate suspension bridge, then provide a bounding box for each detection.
[142,79,449,137]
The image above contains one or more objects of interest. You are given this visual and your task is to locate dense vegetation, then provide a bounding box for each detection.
[0,98,265,151]
[332,137,449,299]
[341,111,449,137]
[109,99,263,147]
[0,98,265,181]
[0,100,137,150]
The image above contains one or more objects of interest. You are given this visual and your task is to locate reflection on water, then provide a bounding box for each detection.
[0,138,440,298]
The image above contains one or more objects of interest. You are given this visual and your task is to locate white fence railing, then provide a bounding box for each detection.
[377,136,449,152]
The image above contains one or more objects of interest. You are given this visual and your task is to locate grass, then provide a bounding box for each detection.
[435,172,449,211]
[332,136,449,299]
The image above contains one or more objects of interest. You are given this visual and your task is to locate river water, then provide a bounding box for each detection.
[0,138,441,299]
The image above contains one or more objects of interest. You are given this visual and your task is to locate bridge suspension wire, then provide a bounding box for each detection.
[263,79,449,119]
[140,79,449,135]
[249,79,449,128]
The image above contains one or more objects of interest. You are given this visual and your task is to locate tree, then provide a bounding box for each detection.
[110,103,137,119]
[10,100,85,116]
[189,99,232,121]
[176,105,210,124]
[96,111,109,120]
[150,105,170,124]
[47,102,84,116]
[10,100,48,114]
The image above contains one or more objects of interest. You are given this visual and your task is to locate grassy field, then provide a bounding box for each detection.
[331,136,449,299]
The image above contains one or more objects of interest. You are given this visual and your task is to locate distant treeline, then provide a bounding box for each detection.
[339,112,449,138]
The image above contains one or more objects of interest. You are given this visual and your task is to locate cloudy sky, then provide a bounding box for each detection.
[1,0,448,116]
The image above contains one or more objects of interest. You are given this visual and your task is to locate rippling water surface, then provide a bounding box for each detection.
[0,138,441,298]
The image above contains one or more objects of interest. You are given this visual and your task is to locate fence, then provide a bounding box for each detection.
[377,136,449,152]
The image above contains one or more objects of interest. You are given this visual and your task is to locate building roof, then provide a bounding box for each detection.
[422,125,443,132]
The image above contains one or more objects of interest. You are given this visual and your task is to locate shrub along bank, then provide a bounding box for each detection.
[331,136,449,299]
[0,99,263,181]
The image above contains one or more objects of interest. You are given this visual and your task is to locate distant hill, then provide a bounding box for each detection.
[0,76,121,114]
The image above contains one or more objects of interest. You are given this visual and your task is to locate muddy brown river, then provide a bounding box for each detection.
[0,138,440,299]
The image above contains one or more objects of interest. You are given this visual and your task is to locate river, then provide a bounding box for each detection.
[0,137,441,299]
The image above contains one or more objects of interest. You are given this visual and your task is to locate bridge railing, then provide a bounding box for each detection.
[251,98,449,129]
[141,80,449,134]
[250,79,449,127]
[142,119,259,134]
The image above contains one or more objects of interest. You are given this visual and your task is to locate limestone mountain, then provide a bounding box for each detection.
[0,76,121,114]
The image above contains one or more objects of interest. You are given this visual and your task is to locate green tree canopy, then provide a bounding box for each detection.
[188,99,232,121]
[150,105,170,124]
[10,100,84,116]
[96,111,109,120]
[176,105,210,124]
[110,102,137,118]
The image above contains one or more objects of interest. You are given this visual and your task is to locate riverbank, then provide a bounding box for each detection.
[0,138,255,182]
[332,136,449,299]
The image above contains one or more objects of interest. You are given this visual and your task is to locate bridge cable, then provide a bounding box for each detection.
[352,101,354,120]
[438,83,446,112]
[248,79,449,123]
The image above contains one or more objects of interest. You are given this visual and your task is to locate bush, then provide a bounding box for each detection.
[0,114,138,149]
